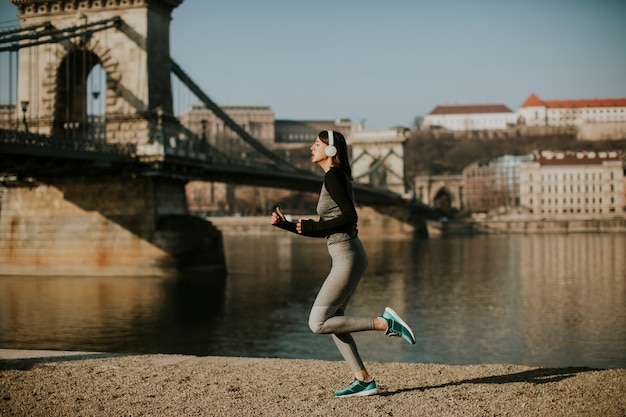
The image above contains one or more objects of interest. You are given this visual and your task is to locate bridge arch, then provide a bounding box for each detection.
[53,48,98,138]
[432,186,453,212]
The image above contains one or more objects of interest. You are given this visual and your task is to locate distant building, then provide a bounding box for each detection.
[462,155,533,213]
[178,104,354,148]
[0,104,16,130]
[519,151,624,217]
[274,118,352,144]
[517,93,626,127]
[178,104,276,147]
[349,127,410,195]
[420,94,626,140]
[422,104,518,131]
[517,93,626,140]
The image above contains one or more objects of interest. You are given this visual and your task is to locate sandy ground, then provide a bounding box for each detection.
[1,350,625,417]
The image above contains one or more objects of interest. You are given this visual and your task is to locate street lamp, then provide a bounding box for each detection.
[199,119,208,153]
[201,119,207,141]
[20,100,29,133]
[91,91,101,141]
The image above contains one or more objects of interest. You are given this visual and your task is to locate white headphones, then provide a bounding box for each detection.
[325,130,337,157]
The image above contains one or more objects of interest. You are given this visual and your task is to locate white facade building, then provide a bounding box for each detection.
[422,104,518,131]
[519,151,624,218]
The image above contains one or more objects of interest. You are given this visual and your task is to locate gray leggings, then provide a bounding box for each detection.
[308,236,374,373]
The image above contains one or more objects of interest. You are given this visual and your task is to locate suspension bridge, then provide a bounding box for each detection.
[0,0,430,277]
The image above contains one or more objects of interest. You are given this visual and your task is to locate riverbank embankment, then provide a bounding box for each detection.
[1,350,624,416]
[207,213,626,238]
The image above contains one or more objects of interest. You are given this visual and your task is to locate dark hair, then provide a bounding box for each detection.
[319,130,352,180]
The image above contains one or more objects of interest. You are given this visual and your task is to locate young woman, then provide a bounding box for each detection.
[270,130,415,397]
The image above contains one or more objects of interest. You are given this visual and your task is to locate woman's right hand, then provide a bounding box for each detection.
[271,206,286,225]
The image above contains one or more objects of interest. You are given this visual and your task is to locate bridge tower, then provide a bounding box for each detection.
[12,0,181,148]
[2,0,228,277]
[349,127,411,196]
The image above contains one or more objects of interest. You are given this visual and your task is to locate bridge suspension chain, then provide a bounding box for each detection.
[0,22,53,38]
[170,58,307,175]
[0,17,121,52]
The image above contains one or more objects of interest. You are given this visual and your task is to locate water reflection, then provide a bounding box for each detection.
[0,234,624,369]
[0,275,226,354]
[518,234,626,367]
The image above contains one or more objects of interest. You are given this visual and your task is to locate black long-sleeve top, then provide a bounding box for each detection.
[274,167,357,239]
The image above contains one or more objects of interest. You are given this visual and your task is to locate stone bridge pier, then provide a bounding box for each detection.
[0,176,225,277]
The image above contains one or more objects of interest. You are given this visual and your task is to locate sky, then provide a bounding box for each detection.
[1,0,626,129]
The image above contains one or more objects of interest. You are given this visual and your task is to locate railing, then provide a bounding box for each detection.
[0,127,305,174]
[0,128,135,157]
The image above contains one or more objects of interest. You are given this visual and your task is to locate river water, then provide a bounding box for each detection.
[0,233,624,369]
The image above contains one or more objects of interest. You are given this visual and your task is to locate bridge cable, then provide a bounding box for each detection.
[170,58,312,175]
[0,17,121,52]
[9,49,15,127]
[0,22,52,38]
[83,26,87,139]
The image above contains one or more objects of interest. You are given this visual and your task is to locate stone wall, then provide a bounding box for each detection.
[577,122,626,141]
[208,206,417,239]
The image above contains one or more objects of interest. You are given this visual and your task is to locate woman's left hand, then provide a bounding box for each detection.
[296,219,310,234]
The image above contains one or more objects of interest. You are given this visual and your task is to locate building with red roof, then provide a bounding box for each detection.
[421,94,626,139]
[517,93,626,128]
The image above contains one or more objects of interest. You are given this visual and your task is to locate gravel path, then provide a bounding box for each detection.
[1,350,624,416]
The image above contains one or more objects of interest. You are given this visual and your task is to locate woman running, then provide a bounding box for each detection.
[271,130,415,397]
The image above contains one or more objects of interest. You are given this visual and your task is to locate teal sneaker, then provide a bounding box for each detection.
[382,307,416,345]
[334,379,379,397]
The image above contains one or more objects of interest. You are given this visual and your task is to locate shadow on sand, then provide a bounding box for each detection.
[381,366,601,396]
[0,352,134,371]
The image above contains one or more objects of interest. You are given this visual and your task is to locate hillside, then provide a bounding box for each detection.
[405,132,626,178]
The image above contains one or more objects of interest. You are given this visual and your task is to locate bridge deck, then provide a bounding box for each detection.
[0,129,419,207]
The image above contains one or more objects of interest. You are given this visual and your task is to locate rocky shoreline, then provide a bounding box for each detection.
[1,350,624,416]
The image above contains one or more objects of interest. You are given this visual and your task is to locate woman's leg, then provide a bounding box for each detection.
[308,238,371,374]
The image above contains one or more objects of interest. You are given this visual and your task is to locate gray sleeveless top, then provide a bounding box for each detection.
[317,179,358,244]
